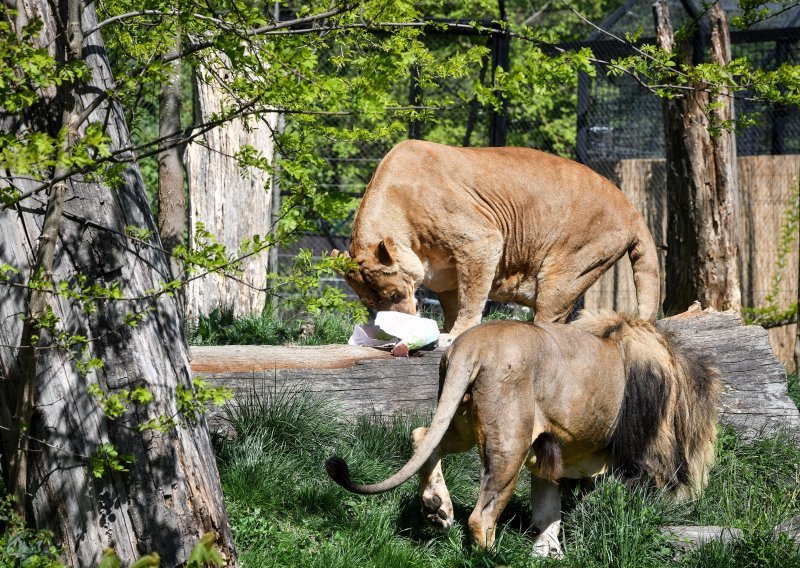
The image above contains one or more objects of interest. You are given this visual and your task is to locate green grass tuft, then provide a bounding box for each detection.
[187,305,354,346]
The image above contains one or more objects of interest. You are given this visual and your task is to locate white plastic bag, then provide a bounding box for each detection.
[348,311,440,351]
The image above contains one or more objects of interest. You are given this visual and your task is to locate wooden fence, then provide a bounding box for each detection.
[583,155,800,368]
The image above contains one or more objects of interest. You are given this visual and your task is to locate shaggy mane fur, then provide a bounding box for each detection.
[574,310,722,499]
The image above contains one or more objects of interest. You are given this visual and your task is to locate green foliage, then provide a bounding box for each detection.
[98,548,121,568]
[174,222,240,277]
[89,443,134,478]
[482,306,533,322]
[87,378,230,477]
[268,249,368,323]
[218,382,342,454]
[129,553,160,568]
[0,5,113,205]
[87,384,153,419]
[177,379,233,424]
[688,427,800,529]
[215,389,800,567]
[186,532,225,567]
[0,496,64,567]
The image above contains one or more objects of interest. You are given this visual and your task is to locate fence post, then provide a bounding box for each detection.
[489,21,509,147]
[409,65,422,139]
[576,72,590,163]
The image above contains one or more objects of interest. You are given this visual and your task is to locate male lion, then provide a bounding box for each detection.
[326,311,721,555]
[335,140,661,339]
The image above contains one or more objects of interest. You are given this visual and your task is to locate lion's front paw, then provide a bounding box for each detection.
[421,493,453,533]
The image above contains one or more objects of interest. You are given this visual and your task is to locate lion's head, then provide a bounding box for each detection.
[333,237,421,314]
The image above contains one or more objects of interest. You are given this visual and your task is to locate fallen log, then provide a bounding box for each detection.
[192,309,800,440]
[660,525,743,553]
[660,516,800,553]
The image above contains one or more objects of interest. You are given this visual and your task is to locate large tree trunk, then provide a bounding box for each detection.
[654,0,742,314]
[185,59,278,321]
[0,1,234,564]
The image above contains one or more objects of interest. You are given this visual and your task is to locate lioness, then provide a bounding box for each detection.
[326,312,721,555]
[336,140,660,338]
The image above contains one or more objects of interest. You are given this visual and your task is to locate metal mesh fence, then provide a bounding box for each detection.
[581,35,800,172]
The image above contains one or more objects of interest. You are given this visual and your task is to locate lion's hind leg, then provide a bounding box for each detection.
[468,401,533,549]
[412,413,473,533]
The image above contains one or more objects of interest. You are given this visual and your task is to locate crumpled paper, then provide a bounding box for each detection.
[348,311,440,356]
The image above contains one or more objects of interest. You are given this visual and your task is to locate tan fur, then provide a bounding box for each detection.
[337,140,661,335]
[326,311,721,553]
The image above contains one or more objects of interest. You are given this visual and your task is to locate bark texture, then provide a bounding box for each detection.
[654,0,742,314]
[158,32,185,279]
[0,2,233,564]
[184,60,278,321]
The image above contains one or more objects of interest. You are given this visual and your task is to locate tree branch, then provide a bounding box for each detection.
[9,0,84,520]
[164,3,353,63]
[83,9,229,37]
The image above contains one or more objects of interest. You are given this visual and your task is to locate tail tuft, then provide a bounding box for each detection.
[325,456,353,489]
[532,433,564,482]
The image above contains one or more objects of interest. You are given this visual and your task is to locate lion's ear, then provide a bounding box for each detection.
[377,237,397,266]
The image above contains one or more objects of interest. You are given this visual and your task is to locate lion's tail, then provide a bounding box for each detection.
[575,311,722,499]
[627,213,661,323]
[325,347,478,495]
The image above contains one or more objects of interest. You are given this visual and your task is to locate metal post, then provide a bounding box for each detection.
[409,65,422,139]
[489,24,509,146]
[576,72,590,163]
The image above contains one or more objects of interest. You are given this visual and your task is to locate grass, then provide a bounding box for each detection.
[188,306,352,346]
[213,386,800,568]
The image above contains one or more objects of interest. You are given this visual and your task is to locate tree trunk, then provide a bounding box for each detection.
[0,1,234,564]
[158,31,185,281]
[185,60,279,321]
[654,0,742,314]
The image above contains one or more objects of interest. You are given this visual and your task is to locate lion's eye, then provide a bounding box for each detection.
[390,291,403,303]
